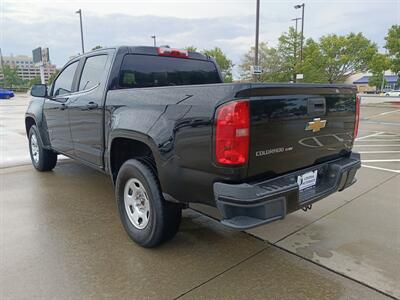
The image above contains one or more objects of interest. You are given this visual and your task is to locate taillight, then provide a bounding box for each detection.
[157,47,188,58]
[354,95,360,139]
[215,100,250,165]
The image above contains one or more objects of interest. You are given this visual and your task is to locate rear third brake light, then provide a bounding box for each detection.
[215,100,250,165]
[157,47,188,58]
[354,95,360,139]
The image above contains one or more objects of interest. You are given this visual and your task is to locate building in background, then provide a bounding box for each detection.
[353,74,399,93]
[0,54,57,83]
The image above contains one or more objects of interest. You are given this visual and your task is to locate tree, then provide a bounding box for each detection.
[203,47,233,82]
[368,53,390,89]
[303,33,377,83]
[48,70,60,85]
[1,65,22,88]
[277,27,302,81]
[384,25,400,75]
[184,46,197,52]
[92,45,102,50]
[240,31,377,84]
[240,42,288,82]
[240,28,301,83]
[28,76,42,87]
[299,39,328,83]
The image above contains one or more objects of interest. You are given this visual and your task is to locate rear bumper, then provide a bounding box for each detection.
[214,153,361,230]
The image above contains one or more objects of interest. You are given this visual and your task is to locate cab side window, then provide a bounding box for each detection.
[53,61,79,96]
[78,55,108,91]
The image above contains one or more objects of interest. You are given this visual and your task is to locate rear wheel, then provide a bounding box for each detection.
[116,159,182,247]
[28,125,57,171]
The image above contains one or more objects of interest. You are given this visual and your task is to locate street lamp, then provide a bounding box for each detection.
[292,17,301,82]
[291,18,301,61]
[151,35,157,47]
[254,0,260,81]
[76,9,85,54]
[294,3,305,61]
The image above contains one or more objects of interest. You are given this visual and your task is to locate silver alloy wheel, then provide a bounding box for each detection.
[30,133,39,164]
[124,178,150,229]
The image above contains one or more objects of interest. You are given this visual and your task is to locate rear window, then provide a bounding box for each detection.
[119,54,221,88]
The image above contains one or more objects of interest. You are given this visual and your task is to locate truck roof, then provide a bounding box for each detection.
[70,46,211,62]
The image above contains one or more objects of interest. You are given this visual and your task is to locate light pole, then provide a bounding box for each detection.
[76,9,85,54]
[0,48,4,72]
[254,0,260,81]
[294,3,305,61]
[151,35,157,47]
[292,17,301,82]
[380,49,388,92]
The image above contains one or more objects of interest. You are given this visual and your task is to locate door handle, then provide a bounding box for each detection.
[86,102,98,109]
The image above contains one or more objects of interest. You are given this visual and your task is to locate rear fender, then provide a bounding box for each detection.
[106,129,162,176]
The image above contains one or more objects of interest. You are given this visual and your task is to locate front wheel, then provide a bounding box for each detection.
[115,159,182,248]
[28,125,57,171]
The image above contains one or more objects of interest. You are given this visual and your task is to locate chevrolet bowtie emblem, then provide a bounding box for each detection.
[305,118,327,132]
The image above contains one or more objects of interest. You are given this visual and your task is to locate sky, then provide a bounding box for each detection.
[1,0,399,77]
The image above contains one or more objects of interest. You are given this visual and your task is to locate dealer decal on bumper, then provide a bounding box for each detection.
[297,170,318,191]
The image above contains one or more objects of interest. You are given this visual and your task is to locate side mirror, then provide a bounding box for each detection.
[31,84,48,98]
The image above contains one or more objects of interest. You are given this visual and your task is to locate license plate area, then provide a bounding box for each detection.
[297,170,318,191]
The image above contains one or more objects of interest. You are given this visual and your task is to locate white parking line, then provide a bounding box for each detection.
[378,109,400,116]
[363,109,400,119]
[361,159,400,162]
[356,139,400,142]
[371,134,400,137]
[362,165,400,173]
[355,132,384,141]
[358,151,400,154]
[359,129,399,135]
[357,130,400,173]
[354,145,400,147]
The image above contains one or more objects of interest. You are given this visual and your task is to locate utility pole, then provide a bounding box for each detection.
[292,17,301,82]
[76,9,85,54]
[380,71,386,92]
[294,3,305,61]
[380,49,388,92]
[0,48,4,85]
[0,48,4,71]
[151,35,157,47]
[254,0,260,81]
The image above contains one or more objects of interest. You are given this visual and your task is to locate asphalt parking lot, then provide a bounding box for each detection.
[1,94,399,299]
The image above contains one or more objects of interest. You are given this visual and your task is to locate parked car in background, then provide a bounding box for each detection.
[363,90,377,94]
[385,90,400,96]
[0,88,14,99]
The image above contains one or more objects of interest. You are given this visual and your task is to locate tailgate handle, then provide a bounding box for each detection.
[314,103,324,109]
[308,98,326,116]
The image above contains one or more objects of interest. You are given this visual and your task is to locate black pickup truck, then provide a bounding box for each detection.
[27,46,361,247]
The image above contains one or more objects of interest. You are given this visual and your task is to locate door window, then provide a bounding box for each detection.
[78,55,108,91]
[52,61,79,96]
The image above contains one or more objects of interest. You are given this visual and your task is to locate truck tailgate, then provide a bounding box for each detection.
[247,86,357,178]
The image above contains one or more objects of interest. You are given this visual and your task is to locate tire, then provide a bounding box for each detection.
[115,159,182,247]
[28,125,58,171]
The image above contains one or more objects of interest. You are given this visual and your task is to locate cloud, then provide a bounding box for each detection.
[1,0,398,79]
